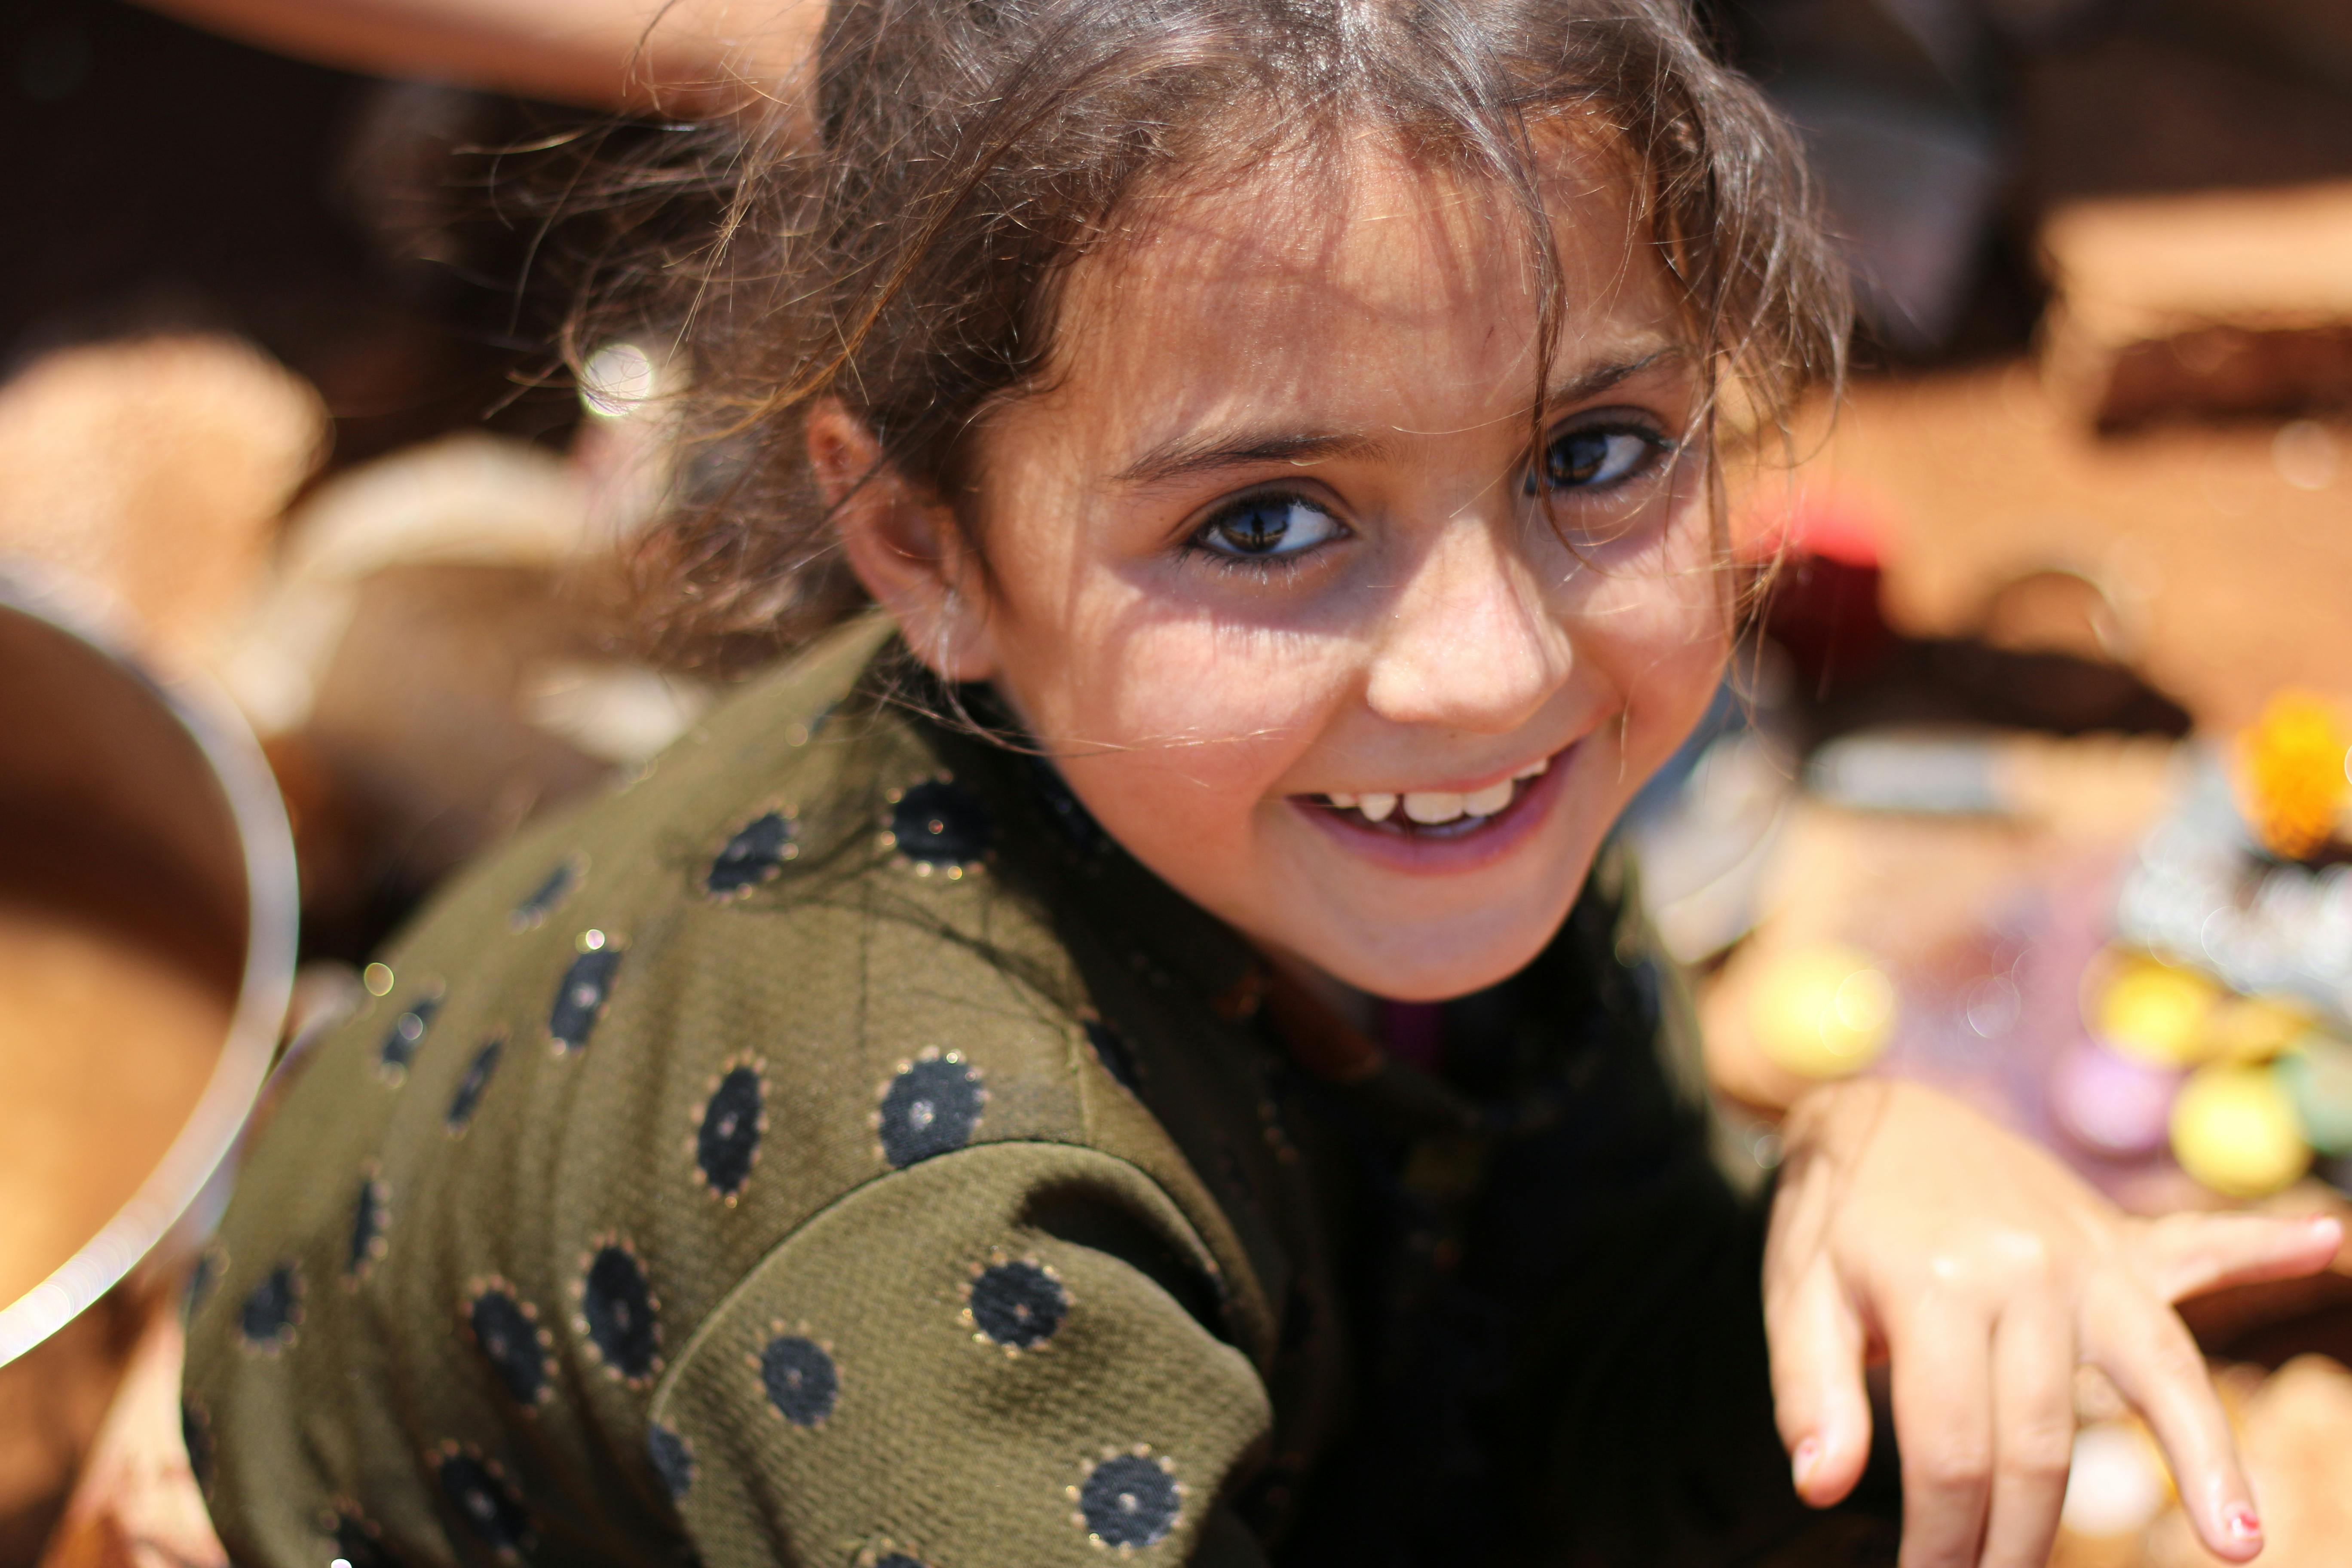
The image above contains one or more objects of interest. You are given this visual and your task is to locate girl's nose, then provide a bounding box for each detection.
[1363,516,1571,735]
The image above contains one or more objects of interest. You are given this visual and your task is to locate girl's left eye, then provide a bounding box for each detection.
[1529,425,1666,494]
[1191,494,1346,562]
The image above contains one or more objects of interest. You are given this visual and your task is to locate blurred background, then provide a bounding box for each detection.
[2,1,2352,1565]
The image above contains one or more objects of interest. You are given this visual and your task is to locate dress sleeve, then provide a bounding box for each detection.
[648,1141,1274,1568]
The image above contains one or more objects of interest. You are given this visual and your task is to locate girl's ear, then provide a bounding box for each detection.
[808,398,998,683]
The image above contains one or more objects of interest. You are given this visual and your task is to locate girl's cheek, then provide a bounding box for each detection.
[1577,527,1731,744]
[1066,614,1351,758]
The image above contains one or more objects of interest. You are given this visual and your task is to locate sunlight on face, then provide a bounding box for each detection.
[961,140,1729,1000]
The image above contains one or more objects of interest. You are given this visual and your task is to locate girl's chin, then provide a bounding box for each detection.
[1270,861,1593,1001]
[1297,909,1570,1002]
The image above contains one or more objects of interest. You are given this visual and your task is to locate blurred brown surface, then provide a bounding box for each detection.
[0,2,586,478]
[2041,184,2352,429]
[0,334,325,662]
[2020,24,2352,205]
[0,1292,150,1568]
[37,1304,223,1568]
[1787,366,2352,738]
[0,855,230,1308]
[293,560,612,936]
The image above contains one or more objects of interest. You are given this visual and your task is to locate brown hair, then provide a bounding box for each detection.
[578,0,1848,671]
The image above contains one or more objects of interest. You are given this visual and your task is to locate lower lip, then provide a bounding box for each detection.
[1289,747,1575,876]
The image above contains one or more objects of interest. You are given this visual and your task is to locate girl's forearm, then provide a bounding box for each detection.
[129,0,822,112]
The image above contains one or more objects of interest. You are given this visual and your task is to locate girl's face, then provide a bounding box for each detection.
[876,145,1727,1001]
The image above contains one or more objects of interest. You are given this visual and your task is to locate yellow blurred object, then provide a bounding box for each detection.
[2204,995,2314,1064]
[2094,955,2220,1068]
[2241,691,2352,862]
[2170,1063,2312,1198]
[1749,943,1896,1079]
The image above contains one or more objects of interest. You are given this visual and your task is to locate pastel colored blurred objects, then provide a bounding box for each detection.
[2203,995,2314,1064]
[2277,1035,2352,1157]
[1749,942,1897,1080]
[2094,953,2220,1069]
[2051,1038,2184,1159]
[2170,1063,2312,1198]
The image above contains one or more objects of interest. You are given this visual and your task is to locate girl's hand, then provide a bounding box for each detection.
[1764,1078,2343,1568]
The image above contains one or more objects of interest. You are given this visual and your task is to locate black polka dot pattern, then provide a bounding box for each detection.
[759,1334,838,1427]
[579,1243,660,1382]
[966,1260,1069,1351]
[238,1262,302,1353]
[695,1063,765,1200]
[447,1038,503,1133]
[888,780,992,870]
[328,1507,396,1568]
[469,1283,551,1407]
[346,1173,389,1283]
[875,1051,985,1168]
[646,1421,695,1501]
[436,1448,533,1560]
[707,812,796,897]
[1077,1453,1182,1550]
[181,1399,213,1491]
[510,857,581,931]
[1083,1019,1144,1095]
[549,947,622,1054]
[378,993,441,1081]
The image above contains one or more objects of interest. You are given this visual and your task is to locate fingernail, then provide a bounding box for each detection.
[2225,1505,2261,1545]
[1792,1438,1821,1489]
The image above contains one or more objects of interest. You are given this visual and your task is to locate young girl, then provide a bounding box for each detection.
[184,3,2340,1565]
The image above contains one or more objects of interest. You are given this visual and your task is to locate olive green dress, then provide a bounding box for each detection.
[183,614,1847,1568]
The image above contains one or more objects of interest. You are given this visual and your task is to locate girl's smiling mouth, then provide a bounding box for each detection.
[1317,753,1553,829]
[1286,744,1578,870]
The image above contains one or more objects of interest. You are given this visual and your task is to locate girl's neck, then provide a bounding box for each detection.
[1255,946,1448,1078]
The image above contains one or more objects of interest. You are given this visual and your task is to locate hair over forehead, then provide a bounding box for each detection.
[589,0,1847,668]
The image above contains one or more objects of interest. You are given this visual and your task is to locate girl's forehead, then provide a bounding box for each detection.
[1026,145,1685,455]
[1086,138,1650,313]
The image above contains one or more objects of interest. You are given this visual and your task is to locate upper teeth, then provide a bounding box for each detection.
[1463,779,1515,815]
[1323,757,1547,826]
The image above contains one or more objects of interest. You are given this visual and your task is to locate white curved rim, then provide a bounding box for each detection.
[0,568,298,1366]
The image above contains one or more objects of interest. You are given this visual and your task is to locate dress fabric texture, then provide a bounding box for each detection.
[183,614,1843,1568]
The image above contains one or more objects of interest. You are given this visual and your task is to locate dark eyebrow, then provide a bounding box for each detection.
[1546,346,1687,407]
[1114,429,1394,487]
[1112,344,1688,488]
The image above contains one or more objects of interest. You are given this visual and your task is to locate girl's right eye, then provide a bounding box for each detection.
[1190,494,1346,564]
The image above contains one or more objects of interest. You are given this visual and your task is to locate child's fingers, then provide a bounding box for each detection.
[1764,1256,1872,1507]
[1886,1300,1995,1568]
[2086,1287,2263,1562]
[2135,1211,2343,1304]
[1975,1304,2075,1568]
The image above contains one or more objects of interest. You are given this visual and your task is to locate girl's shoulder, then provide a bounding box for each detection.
[182,613,1277,1568]
[331,610,1127,1209]
[184,612,1257,1528]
